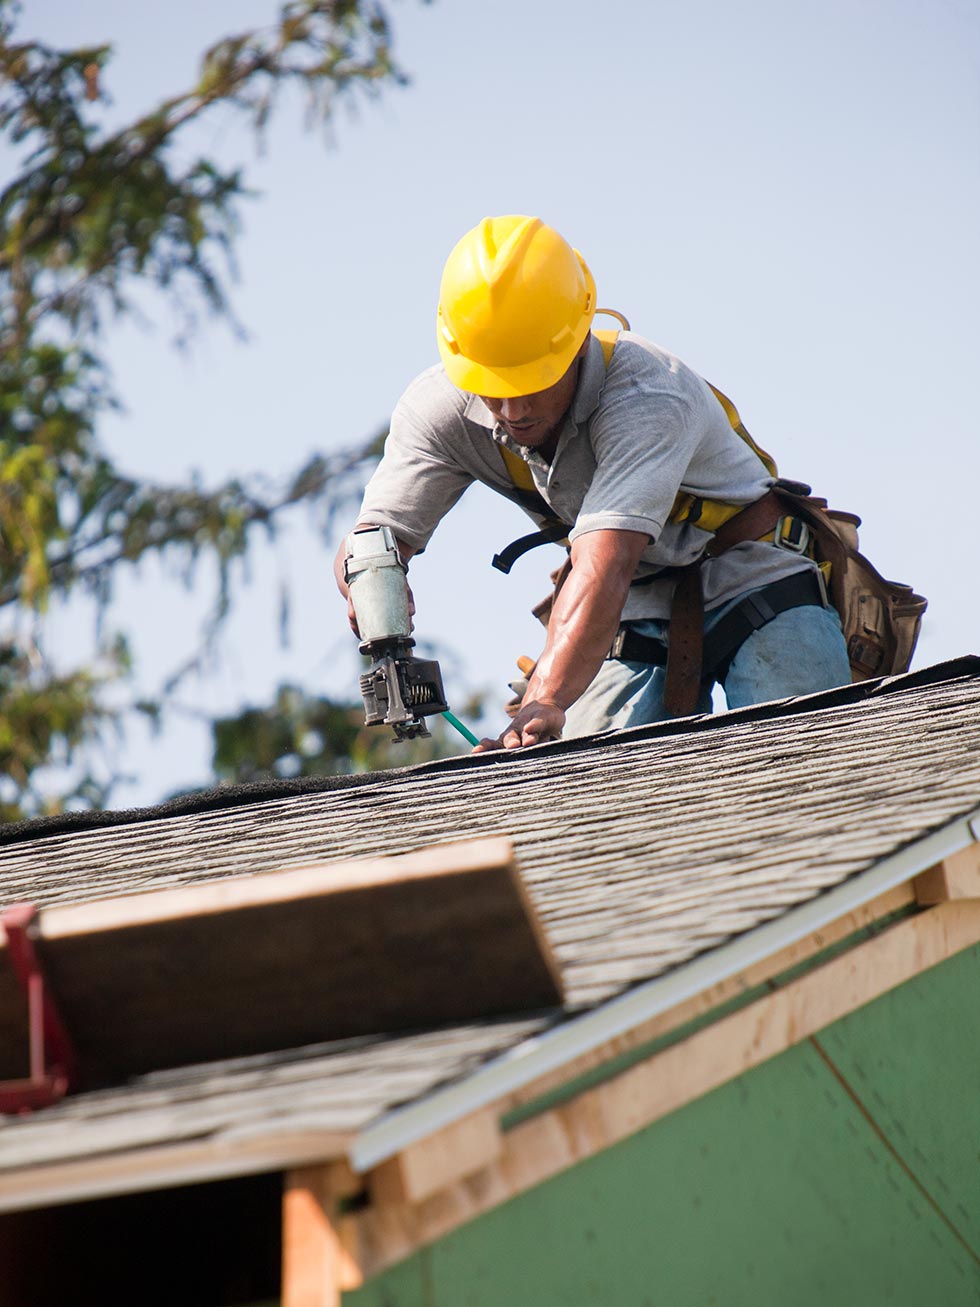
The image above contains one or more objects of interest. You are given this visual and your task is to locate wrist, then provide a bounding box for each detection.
[523,677,578,714]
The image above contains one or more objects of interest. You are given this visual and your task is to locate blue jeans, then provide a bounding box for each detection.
[562,583,852,738]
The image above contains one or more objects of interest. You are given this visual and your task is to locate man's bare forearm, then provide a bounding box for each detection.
[526,528,650,708]
[474,528,649,752]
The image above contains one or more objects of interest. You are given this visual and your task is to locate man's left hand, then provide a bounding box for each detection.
[473,699,566,752]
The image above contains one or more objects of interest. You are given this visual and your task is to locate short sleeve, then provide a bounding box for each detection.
[357,382,476,553]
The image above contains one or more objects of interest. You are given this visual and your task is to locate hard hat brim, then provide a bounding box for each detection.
[438,314,594,398]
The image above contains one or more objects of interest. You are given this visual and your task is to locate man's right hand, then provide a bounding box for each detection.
[473,699,566,752]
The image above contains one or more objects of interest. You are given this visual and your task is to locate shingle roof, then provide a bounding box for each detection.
[3,658,979,1008]
[2,656,979,1190]
[0,1018,543,1173]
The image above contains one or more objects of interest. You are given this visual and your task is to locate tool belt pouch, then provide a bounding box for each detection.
[770,482,927,680]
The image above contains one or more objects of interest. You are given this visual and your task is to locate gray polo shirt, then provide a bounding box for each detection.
[357,333,813,621]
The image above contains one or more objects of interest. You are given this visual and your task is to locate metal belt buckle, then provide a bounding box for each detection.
[814,565,830,608]
[774,515,810,554]
[608,627,627,660]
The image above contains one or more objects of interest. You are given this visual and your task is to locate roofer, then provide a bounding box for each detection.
[335,215,852,751]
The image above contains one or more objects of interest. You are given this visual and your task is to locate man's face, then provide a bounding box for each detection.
[479,339,588,454]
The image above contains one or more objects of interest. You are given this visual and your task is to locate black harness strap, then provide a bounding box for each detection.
[704,569,828,684]
[492,521,571,574]
[506,483,555,517]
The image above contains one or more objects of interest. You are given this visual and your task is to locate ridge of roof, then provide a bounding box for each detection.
[1,654,976,849]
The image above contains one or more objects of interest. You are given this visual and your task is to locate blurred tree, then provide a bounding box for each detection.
[0,0,435,818]
[211,681,484,783]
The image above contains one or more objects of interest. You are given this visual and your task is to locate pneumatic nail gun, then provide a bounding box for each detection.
[344,525,448,741]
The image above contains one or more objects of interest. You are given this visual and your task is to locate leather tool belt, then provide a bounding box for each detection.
[609,567,829,710]
[612,487,826,717]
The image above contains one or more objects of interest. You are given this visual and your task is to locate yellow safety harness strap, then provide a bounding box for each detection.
[498,444,542,498]
[498,326,620,512]
[494,321,780,568]
[705,383,778,478]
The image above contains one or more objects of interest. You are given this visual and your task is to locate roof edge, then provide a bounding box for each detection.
[349,802,980,1172]
[0,1125,350,1216]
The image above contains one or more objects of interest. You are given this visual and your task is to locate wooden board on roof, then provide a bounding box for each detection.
[0,837,562,1088]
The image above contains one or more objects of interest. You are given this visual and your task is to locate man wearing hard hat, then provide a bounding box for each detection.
[337,215,851,751]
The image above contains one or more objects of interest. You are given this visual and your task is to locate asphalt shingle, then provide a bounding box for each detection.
[1,659,979,1179]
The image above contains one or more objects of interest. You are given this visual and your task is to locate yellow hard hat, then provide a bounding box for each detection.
[436,215,596,398]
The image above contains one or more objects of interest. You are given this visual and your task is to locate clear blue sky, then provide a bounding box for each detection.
[12,0,980,806]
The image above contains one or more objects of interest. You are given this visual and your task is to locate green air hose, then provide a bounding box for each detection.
[441,710,480,747]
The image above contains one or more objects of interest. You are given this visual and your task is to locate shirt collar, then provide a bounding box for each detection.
[462,391,496,429]
[571,334,607,425]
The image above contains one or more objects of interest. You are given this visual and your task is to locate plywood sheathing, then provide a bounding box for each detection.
[348,898,980,1278]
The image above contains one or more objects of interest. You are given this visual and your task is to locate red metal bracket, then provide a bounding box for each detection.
[0,903,79,1114]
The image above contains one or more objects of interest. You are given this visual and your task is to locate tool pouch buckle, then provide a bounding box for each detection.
[773,515,810,554]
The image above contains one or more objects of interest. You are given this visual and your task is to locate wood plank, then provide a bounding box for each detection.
[914,842,980,904]
[368,1108,501,1207]
[0,838,562,1085]
[283,1162,364,1307]
[350,900,980,1277]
